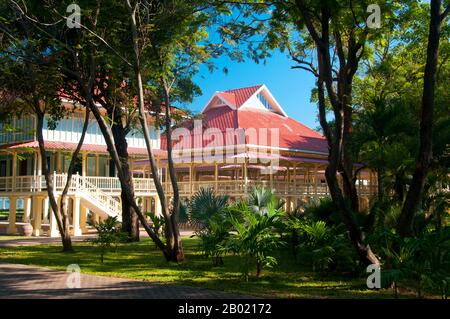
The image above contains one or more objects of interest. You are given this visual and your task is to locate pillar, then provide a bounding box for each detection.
[214,162,218,192]
[96,154,100,176]
[43,197,50,223]
[130,157,134,178]
[48,196,59,237]
[7,196,17,234]
[189,163,193,196]
[243,159,248,194]
[82,153,87,176]
[80,204,88,234]
[22,197,31,222]
[269,164,273,189]
[32,196,43,236]
[72,196,82,236]
[314,164,319,197]
[12,152,17,191]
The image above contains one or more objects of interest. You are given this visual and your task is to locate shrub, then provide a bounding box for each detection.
[89,216,128,263]
[248,186,284,215]
[146,212,166,237]
[189,188,230,265]
[224,201,284,280]
[292,218,355,273]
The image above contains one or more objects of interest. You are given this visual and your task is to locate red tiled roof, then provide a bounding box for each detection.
[216,92,237,108]
[161,107,328,155]
[6,141,166,156]
[223,85,262,108]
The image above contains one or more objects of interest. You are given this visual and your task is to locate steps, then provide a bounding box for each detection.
[72,175,122,221]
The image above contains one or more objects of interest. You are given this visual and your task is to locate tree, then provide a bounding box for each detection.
[398,0,450,237]
[0,0,235,261]
[0,38,90,252]
[261,0,401,265]
[124,0,227,261]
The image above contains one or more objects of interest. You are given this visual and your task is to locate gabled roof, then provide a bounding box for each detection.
[223,85,263,108]
[162,85,328,156]
[202,84,288,117]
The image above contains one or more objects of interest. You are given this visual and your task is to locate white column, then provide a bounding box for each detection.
[214,162,218,192]
[80,204,88,234]
[43,197,50,223]
[82,153,87,176]
[7,196,17,234]
[22,197,31,222]
[12,152,17,191]
[72,196,82,236]
[32,196,42,236]
[48,196,60,237]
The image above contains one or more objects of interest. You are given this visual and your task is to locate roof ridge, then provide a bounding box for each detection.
[223,84,263,93]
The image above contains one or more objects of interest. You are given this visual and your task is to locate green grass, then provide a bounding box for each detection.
[0,235,26,240]
[0,237,421,298]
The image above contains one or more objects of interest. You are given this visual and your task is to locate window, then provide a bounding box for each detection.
[257,93,273,111]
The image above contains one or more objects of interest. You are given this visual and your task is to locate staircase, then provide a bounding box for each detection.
[52,173,122,221]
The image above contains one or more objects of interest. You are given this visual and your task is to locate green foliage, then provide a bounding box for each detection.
[247,186,285,215]
[224,200,285,280]
[302,197,341,226]
[375,229,450,299]
[366,196,450,299]
[89,217,128,264]
[146,213,166,238]
[189,188,230,266]
[288,215,356,273]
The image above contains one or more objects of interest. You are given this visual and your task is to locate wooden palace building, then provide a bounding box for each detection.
[0,85,377,237]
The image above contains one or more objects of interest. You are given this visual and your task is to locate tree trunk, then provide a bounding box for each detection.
[398,0,446,237]
[110,110,140,241]
[59,109,90,245]
[125,0,184,261]
[326,165,379,266]
[36,112,73,252]
[162,83,185,262]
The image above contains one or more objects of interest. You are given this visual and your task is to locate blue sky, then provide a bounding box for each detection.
[187,50,321,130]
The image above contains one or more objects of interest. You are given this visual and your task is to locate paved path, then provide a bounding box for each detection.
[0,230,194,248]
[0,235,96,248]
[0,263,247,299]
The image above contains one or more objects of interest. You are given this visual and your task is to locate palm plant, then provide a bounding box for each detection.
[247,186,284,215]
[189,188,230,265]
[294,219,355,273]
[189,188,229,229]
[224,201,284,280]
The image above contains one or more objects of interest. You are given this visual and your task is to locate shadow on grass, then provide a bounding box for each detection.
[0,237,403,299]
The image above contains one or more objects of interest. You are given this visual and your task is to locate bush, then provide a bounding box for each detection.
[89,216,128,263]
[224,201,284,280]
[290,217,356,273]
[284,198,356,274]
[372,227,450,298]
[146,212,166,237]
[189,188,230,266]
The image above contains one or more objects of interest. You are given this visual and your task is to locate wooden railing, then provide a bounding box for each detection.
[72,175,121,219]
[1,174,376,199]
[166,179,376,198]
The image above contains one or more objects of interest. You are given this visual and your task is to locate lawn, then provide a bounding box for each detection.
[0,236,419,298]
[0,235,27,241]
